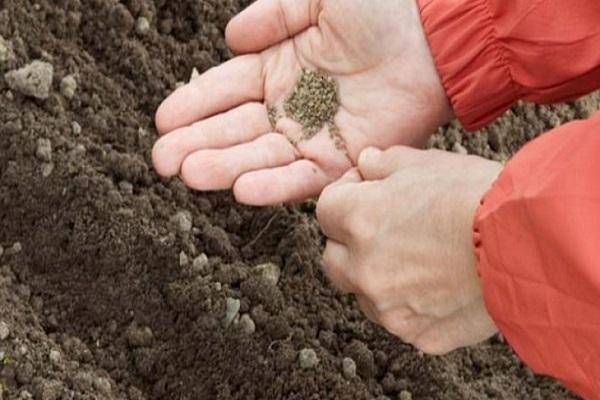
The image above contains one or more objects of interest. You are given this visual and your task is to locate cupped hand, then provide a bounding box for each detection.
[153,0,451,205]
[317,147,502,355]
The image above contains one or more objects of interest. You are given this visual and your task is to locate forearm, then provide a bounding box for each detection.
[418,0,600,130]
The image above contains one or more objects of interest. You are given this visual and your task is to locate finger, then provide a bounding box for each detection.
[233,159,332,205]
[180,133,299,191]
[321,240,356,293]
[153,103,272,177]
[358,146,426,181]
[356,296,380,324]
[412,302,498,356]
[328,168,363,188]
[379,312,434,345]
[225,0,322,54]
[316,178,362,243]
[155,55,264,134]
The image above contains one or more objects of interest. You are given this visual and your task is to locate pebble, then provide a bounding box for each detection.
[238,314,255,335]
[192,253,209,273]
[72,121,81,135]
[48,350,61,364]
[41,162,54,177]
[60,74,77,99]
[298,348,319,370]
[171,211,192,234]
[135,17,150,35]
[179,251,189,267]
[223,297,240,327]
[19,391,32,400]
[342,357,357,380]
[36,138,52,162]
[399,390,413,400]
[190,67,200,81]
[93,377,112,395]
[0,321,9,340]
[452,142,468,155]
[5,242,22,256]
[0,35,15,63]
[254,262,281,286]
[5,61,54,99]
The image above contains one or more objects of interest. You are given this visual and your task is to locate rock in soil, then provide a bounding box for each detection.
[254,262,281,286]
[223,297,241,327]
[238,314,256,335]
[342,357,357,380]
[4,61,54,99]
[0,35,15,63]
[298,348,320,370]
[59,74,77,99]
[0,321,9,340]
[35,138,52,162]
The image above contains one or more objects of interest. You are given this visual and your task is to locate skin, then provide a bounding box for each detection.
[153,0,451,205]
[317,147,502,354]
[154,0,505,354]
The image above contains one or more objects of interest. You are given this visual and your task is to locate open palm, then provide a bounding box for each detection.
[153,0,451,205]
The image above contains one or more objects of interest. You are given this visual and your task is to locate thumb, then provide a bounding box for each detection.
[226,0,322,54]
[358,146,422,181]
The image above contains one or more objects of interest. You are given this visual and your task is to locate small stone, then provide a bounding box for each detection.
[238,314,255,335]
[60,74,77,99]
[0,35,15,63]
[223,297,240,327]
[49,350,61,364]
[36,138,52,162]
[254,262,281,286]
[93,377,112,395]
[135,17,150,35]
[192,253,208,273]
[10,242,22,254]
[5,61,54,99]
[72,121,81,135]
[190,67,200,81]
[171,211,192,234]
[41,162,54,177]
[175,81,185,89]
[214,282,222,291]
[342,357,357,380]
[179,251,189,267]
[118,181,134,195]
[298,348,319,370]
[0,321,9,340]
[19,391,32,400]
[126,324,154,348]
[399,390,413,400]
[452,142,468,155]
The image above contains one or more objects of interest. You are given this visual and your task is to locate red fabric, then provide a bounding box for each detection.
[474,112,600,399]
[418,0,600,130]
[417,0,600,398]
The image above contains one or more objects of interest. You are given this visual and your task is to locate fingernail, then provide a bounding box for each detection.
[358,146,382,165]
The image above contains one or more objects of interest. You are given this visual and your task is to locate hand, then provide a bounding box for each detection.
[316,147,502,354]
[152,0,451,205]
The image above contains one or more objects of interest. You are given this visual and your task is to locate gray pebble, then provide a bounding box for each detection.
[135,17,150,35]
[5,61,54,99]
[238,314,255,335]
[48,350,61,364]
[399,390,413,400]
[171,211,192,234]
[179,251,189,267]
[72,121,82,135]
[190,67,200,81]
[60,74,77,99]
[0,35,15,63]
[36,138,52,162]
[342,357,357,380]
[223,298,240,327]
[298,348,319,370]
[192,253,209,273]
[19,391,32,400]
[452,142,468,155]
[41,162,54,177]
[254,262,281,286]
[0,321,9,340]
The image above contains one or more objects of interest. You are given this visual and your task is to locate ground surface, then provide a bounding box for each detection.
[0,1,599,399]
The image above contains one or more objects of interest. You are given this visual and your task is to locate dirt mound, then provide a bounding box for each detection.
[1,1,598,399]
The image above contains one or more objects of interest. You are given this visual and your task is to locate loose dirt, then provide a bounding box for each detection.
[0,1,598,399]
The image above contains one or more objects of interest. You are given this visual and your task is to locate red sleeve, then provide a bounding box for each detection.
[473,111,600,399]
[417,0,600,130]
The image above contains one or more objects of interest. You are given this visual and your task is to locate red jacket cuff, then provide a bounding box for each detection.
[417,0,517,131]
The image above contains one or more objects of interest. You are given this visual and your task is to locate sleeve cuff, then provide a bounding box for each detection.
[417,0,518,131]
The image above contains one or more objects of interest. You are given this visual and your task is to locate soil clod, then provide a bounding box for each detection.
[342,357,357,380]
[283,68,339,139]
[298,348,320,370]
[0,321,9,340]
[60,74,77,99]
[35,138,52,162]
[5,61,54,99]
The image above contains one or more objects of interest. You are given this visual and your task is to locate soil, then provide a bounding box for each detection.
[0,1,598,399]
[283,68,339,139]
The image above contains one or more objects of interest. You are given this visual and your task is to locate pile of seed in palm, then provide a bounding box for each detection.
[283,68,339,139]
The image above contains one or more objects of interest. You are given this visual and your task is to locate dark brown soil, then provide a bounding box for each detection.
[0,1,598,399]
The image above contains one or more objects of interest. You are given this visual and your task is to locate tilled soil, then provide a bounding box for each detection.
[0,1,598,399]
